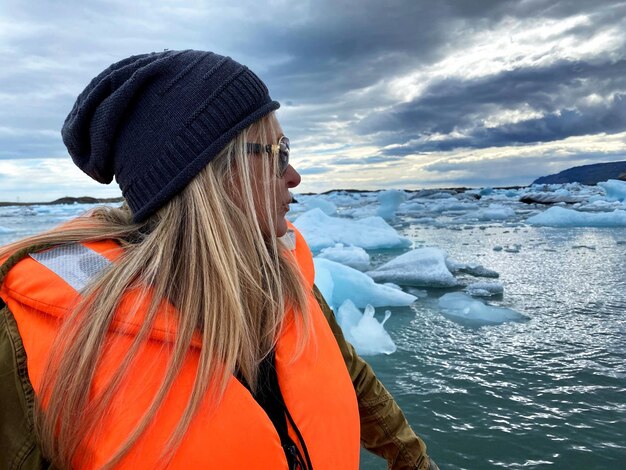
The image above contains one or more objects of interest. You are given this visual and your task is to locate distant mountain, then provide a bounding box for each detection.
[0,196,124,207]
[532,161,626,185]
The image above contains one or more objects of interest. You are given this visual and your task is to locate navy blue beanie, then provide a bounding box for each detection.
[62,50,280,222]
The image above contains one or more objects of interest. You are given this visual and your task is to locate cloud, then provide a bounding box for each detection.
[0,0,625,199]
[361,59,626,154]
[297,166,329,175]
[0,158,121,201]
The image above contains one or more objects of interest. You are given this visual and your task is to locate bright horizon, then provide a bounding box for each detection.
[1,0,625,202]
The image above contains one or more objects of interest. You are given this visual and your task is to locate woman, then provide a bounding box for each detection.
[0,50,437,469]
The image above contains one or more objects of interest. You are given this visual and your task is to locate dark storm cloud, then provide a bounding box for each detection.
[2,0,625,198]
[367,59,626,155]
[253,0,626,103]
[243,0,626,162]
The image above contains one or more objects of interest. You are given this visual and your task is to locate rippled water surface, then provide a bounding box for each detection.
[1,197,625,469]
[361,222,626,469]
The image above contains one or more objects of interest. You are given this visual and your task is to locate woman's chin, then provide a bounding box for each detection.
[275,219,288,238]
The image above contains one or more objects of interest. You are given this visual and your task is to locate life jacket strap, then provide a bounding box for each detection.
[236,350,313,470]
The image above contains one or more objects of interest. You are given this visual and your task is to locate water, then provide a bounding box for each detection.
[1,194,625,469]
[361,223,626,469]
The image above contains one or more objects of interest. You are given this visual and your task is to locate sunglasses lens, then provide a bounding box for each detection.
[278,137,290,176]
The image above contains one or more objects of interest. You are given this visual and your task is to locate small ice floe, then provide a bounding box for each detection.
[317,243,370,271]
[493,245,503,252]
[323,191,365,207]
[336,300,396,356]
[527,207,626,227]
[367,248,501,286]
[421,190,459,200]
[438,292,526,325]
[314,258,416,311]
[0,226,14,233]
[396,201,426,215]
[427,198,478,213]
[503,244,521,253]
[465,282,504,297]
[298,196,338,215]
[295,208,410,251]
[383,282,402,290]
[366,247,459,287]
[345,205,378,219]
[446,259,500,278]
[458,204,516,222]
[476,204,516,220]
[598,179,626,202]
[580,199,626,211]
[377,190,406,219]
[519,193,584,204]
[407,288,429,298]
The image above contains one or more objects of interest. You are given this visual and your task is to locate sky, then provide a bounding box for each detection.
[1,0,625,201]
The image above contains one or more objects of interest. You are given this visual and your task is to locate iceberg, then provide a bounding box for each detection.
[519,193,584,204]
[438,292,526,324]
[470,204,516,221]
[397,201,426,215]
[298,195,338,215]
[427,198,477,213]
[336,300,397,356]
[377,190,406,219]
[295,208,410,251]
[314,258,417,311]
[527,207,626,227]
[598,179,626,202]
[465,282,504,297]
[317,243,370,271]
[367,247,459,287]
[446,260,500,278]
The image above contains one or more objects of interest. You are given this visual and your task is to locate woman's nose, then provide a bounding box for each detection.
[283,165,301,188]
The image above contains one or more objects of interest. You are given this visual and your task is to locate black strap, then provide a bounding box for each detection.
[236,351,313,470]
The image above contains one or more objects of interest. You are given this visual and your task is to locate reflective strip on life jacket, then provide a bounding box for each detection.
[30,243,111,291]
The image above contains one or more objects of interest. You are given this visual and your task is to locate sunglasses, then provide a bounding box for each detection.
[246,136,290,177]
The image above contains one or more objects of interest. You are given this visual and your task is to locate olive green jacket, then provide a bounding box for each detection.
[0,248,433,470]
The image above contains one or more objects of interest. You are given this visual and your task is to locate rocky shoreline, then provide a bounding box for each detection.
[0,196,125,208]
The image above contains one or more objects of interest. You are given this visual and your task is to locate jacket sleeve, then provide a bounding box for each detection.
[0,301,54,470]
[312,286,433,470]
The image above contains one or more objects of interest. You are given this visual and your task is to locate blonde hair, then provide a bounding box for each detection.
[0,113,310,468]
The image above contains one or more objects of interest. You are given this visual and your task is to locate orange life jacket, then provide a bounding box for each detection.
[0,226,361,469]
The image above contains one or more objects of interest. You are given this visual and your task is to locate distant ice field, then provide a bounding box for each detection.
[1,181,625,469]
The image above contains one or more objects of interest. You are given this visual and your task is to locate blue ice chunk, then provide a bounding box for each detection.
[314,257,416,311]
[377,190,406,219]
[598,179,626,202]
[527,207,626,227]
[294,208,410,251]
[367,247,458,287]
[438,292,527,324]
[336,300,397,356]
